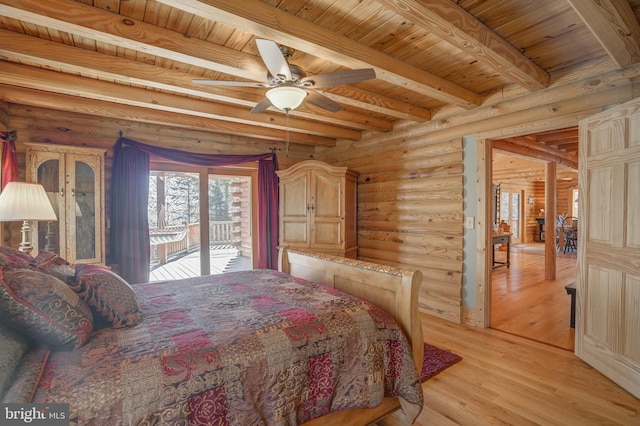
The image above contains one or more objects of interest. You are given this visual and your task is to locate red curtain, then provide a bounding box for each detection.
[108,137,279,284]
[0,130,19,189]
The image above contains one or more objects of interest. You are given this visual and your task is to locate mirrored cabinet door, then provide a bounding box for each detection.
[26,143,105,265]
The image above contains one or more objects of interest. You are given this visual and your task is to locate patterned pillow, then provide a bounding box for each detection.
[0,246,35,270]
[74,264,140,328]
[0,267,93,350]
[0,322,30,399]
[33,250,75,285]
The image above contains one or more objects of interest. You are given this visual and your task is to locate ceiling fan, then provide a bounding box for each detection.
[193,39,376,114]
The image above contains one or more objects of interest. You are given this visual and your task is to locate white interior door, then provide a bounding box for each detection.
[576,97,640,398]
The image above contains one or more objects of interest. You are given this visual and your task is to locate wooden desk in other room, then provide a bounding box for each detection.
[492,233,512,268]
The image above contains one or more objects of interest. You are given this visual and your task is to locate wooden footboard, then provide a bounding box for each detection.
[278,248,424,424]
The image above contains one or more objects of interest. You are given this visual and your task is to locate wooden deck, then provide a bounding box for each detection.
[149,246,251,282]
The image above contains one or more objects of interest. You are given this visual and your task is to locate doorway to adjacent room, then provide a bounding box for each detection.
[489,140,578,351]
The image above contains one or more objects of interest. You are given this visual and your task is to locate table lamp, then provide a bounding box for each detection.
[0,181,58,254]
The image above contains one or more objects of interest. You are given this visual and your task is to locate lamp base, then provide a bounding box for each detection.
[18,220,33,255]
[45,221,56,251]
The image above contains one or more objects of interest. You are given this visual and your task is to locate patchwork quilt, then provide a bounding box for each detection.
[28,269,423,425]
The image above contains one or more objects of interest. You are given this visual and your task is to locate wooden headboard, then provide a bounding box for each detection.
[278,248,424,375]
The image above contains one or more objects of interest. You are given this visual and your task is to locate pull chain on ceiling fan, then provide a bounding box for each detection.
[193,39,376,114]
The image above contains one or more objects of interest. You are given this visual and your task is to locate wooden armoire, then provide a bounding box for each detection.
[277,160,358,258]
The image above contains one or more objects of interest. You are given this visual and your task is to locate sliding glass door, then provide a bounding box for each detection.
[147,163,255,281]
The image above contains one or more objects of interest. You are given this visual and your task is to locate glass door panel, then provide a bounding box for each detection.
[511,193,521,239]
[36,159,61,254]
[148,171,201,280]
[499,190,523,242]
[74,160,96,260]
[208,175,252,274]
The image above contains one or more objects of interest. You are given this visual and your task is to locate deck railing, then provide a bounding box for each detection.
[150,221,238,265]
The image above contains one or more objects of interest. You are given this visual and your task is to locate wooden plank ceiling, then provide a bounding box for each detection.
[0,0,639,147]
[493,126,579,181]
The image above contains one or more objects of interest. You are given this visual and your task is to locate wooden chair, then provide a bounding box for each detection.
[562,217,578,253]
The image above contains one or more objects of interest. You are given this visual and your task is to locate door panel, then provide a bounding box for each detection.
[35,156,65,256]
[70,155,99,262]
[576,97,640,398]
[628,162,640,248]
[280,172,310,247]
[310,170,343,247]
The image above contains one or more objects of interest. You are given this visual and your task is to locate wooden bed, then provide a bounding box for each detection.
[279,248,424,425]
[1,247,424,425]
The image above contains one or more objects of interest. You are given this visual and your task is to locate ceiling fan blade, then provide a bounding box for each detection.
[250,97,273,114]
[255,39,291,81]
[300,68,376,88]
[305,91,342,112]
[192,79,270,88]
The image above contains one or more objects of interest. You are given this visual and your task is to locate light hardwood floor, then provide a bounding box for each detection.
[381,314,640,426]
[490,243,577,350]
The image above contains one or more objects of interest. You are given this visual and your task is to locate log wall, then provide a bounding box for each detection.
[317,137,464,323]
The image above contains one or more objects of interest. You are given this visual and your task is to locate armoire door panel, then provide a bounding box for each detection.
[313,221,342,246]
[281,222,308,245]
[68,154,101,263]
[281,177,309,218]
[313,172,342,218]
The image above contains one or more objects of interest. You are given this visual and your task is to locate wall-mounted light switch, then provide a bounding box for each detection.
[465,216,475,230]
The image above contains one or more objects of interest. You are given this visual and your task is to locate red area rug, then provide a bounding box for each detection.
[420,342,462,382]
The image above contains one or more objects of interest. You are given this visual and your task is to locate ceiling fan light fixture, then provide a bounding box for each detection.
[266,86,307,111]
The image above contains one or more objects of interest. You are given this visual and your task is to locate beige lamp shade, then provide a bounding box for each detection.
[0,182,57,221]
[0,181,58,254]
